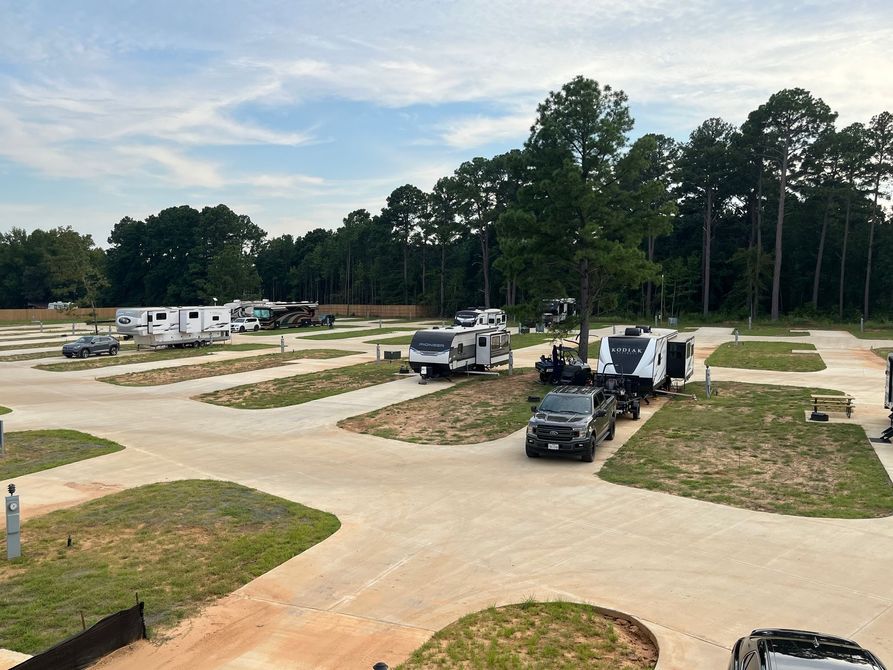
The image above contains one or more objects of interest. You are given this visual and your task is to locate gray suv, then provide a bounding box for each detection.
[62,335,119,358]
[526,386,617,462]
[729,629,886,669]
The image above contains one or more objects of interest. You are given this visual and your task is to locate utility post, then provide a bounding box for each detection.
[6,484,21,560]
[734,328,740,346]
[660,273,665,325]
[0,418,4,455]
[280,335,285,354]
[705,364,712,399]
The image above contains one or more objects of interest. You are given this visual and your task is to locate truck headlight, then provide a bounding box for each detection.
[527,424,535,436]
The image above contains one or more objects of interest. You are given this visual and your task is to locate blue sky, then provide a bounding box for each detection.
[0,0,890,245]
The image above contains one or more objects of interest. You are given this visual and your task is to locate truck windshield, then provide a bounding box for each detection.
[539,395,591,415]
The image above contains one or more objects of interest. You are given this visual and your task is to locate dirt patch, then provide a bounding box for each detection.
[102,349,356,386]
[339,371,542,444]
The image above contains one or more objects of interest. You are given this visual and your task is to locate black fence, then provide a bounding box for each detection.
[12,602,147,670]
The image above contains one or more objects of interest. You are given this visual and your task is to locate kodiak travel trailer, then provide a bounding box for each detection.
[596,326,694,419]
[227,300,333,328]
[410,308,511,378]
[115,306,232,348]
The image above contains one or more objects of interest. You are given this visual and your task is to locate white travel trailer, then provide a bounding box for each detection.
[597,326,694,393]
[115,306,231,349]
[409,308,511,378]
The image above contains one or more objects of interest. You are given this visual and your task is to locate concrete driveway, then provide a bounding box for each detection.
[1,325,893,669]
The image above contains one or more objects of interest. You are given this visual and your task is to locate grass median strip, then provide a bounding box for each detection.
[0,406,9,415]
[340,370,540,444]
[365,331,557,350]
[196,360,402,408]
[873,347,893,361]
[297,327,412,341]
[0,480,340,654]
[33,343,274,372]
[706,340,825,372]
[600,382,893,518]
[397,600,657,670]
[0,429,124,480]
[101,349,358,386]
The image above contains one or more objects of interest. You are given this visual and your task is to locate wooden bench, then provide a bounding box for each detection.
[811,394,855,418]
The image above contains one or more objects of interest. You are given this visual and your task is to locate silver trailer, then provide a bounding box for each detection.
[410,309,511,378]
[115,306,231,348]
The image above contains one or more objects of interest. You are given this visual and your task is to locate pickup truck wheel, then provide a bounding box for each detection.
[606,419,615,441]
[109,346,118,356]
[79,349,90,359]
[525,445,539,458]
[632,404,641,420]
[582,437,595,463]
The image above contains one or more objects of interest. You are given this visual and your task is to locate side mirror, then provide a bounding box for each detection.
[531,406,538,413]
[595,409,607,417]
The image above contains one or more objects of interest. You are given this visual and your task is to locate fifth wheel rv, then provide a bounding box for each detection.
[409,308,511,378]
[115,306,231,349]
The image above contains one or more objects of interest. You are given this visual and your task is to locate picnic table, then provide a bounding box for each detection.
[810,394,855,418]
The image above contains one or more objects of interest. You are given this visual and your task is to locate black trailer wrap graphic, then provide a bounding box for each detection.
[604,337,649,375]
[410,330,454,353]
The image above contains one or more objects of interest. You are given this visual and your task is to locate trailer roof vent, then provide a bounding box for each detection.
[624,327,642,336]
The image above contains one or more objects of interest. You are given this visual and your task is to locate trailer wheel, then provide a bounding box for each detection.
[582,437,595,463]
[525,445,539,458]
[606,419,615,441]
[632,403,641,420]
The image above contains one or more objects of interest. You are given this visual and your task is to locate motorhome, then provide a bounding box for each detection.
[542,298,576,325]
[227,300,333,328]
[410,308,511,378]
[115,306,231,348]
[597,326,694,393]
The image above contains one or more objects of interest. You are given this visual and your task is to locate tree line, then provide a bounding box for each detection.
[1,78,891,350]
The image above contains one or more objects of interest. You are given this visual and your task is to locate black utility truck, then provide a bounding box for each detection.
[526,386,616,462]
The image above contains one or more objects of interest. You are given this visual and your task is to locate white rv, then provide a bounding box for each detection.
[542,298,576,325]
[115,306,231,349]
[409,308,511,378]
[597,326,694,393]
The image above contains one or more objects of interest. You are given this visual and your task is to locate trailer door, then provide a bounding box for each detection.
[886,354,893,410]
[476,335,491,365]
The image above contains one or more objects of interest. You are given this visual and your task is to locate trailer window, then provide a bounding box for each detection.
[147,314,153,322]
[189,311,199,318]
[479,337,487,347]
[155,313,167,320]
[457,343,464,354]
[212,316,219,321]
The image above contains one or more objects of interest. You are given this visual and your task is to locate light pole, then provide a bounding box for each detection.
[660,273,665,323]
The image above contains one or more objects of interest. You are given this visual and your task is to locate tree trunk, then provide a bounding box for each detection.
[480,231,491,308]
[771,147,790,321]
[838,196,851,320]
[402,243,408,304]
[440,244,446,317]
[578,258,591,362]
[702,190,714,318]
[645,233,655,315]
[864,178,882,319]
[811,191,833,308]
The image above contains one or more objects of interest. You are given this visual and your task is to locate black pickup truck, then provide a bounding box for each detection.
[525,386,617,462]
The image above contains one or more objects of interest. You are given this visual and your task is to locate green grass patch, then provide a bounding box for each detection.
[0,480,339,654]
[196,360,403,409]
[365,334,413,345]
[600,382,893,518]
[365,331,558,350]
[340,370,541,444]
[0,351,74,363]
[220,343,277,351]
[872,348,893,361]
[706,341,825,372]
[397,600,657,670]
[0,430,124,480]
[297,327,413,341]
[101,349,357,386]
[0,406,11,415]
[240,324,362,335]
